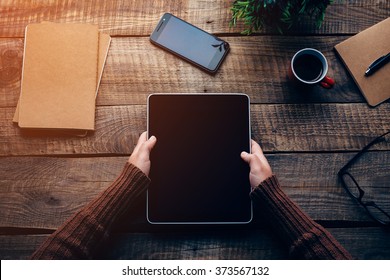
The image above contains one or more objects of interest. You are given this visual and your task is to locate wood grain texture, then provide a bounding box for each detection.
[96,36,366,105]
[0,39,23,107]
[99,230,288,260]
[101,227,390,260]
[1,0,389,261]
[0,105,145,156]
[1,103,389,156]
[0,36,375,108]
[0,0,388,37]
[0,157,128,230]
[1,152,388,230]
[1,227,389,260]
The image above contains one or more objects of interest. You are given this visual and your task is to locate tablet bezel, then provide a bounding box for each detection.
[146,93,252,224]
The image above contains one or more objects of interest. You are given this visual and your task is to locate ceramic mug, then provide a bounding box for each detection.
[288,48,335,89]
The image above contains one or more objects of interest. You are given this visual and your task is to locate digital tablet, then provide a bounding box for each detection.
[147,94,252,224]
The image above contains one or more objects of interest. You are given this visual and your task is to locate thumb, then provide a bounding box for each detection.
[240,151,251,164]
[145,135,157,152]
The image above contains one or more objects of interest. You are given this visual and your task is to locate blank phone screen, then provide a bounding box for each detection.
[147,94,252,224]
[152,14,228,70]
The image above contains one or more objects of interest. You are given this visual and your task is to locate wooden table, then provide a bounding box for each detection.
[1,1,389,260]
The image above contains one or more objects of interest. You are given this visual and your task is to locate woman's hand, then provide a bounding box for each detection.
[128,131,157,176]
[241,139,273,189]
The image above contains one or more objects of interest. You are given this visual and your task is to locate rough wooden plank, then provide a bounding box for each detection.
[99,230,288,260]
[1,103,389,156]
[0,0,388,37]
[0,234,45,260]
[328,227,390,260]
[0,231,286,260]
[1,152,388,229]
[0,157,129,230]
[1,227,389,259]
[250,103,390,152]
[96,36,366,105]
[0,105,145,156]
[0,39,24,107]
[289,0,390,35]
[0,36,373,108]
[102,228,390,260]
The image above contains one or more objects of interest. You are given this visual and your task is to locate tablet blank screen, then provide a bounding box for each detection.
[147,94,252,223]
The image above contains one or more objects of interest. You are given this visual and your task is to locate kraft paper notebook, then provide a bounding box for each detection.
[13,24,111,132]
[334,17,390,107]
[17,23,99,130]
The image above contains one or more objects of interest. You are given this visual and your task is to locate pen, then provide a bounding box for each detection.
[365,52,390,76]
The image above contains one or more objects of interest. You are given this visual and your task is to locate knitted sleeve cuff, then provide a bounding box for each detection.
[250,175,352,259]
[30,162,150,259]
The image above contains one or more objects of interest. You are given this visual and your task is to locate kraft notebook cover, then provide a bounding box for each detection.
[18,23,99,130]
[334,17,390,107]
[97,33,111,94]
[13,26,111,129]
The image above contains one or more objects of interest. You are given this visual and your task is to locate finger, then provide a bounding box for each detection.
[137,131,148,145]
[240,151,252,164]
[245,141,268,164]
[133,131,148,153]
[144,135,157,152]
[251,139,263,154]
[250,139,263,155]
[250,139,269,162]
[137,136,157,159]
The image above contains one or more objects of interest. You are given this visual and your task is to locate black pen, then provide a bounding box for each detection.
[365,52,390,76]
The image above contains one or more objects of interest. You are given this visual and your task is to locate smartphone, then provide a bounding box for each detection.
[150,13,230,74]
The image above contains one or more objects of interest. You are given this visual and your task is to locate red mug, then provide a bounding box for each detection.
[288,48,335,89]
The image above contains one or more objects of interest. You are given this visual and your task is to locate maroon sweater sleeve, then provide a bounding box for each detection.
[30,163,150,260]
[250,175,352,260]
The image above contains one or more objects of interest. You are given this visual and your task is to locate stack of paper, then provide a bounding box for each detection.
[13,22,111,135]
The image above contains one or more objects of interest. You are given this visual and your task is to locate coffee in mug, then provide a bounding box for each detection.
[289,48,334,89]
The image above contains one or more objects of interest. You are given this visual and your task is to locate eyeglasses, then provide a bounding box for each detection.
[338,131,390,226]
